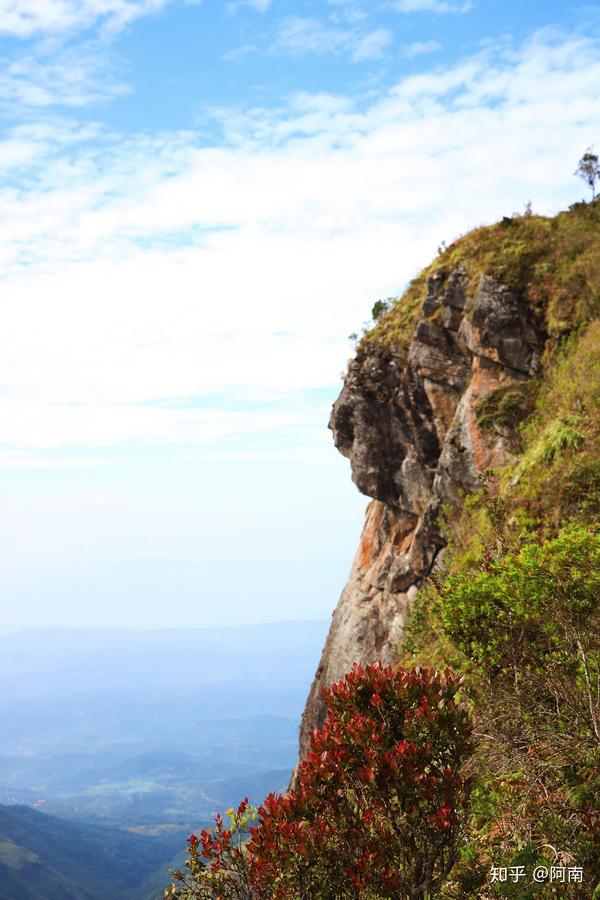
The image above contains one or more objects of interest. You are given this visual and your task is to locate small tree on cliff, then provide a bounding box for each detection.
[371,298,393,321]
[166,664,473,899]
[575,148,600,200]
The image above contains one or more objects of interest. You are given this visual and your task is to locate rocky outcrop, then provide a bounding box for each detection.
[297,265,545,760]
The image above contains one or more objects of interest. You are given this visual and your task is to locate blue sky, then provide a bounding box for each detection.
[0,0,599,627]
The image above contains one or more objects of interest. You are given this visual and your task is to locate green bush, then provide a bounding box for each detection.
[436,524,600,897]
[439,524,600,674]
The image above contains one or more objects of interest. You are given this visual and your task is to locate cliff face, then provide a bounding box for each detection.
[297,263,545,760]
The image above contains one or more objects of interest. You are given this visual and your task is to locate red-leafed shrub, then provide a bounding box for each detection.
[165,663,472,899]
[164,798,258,899]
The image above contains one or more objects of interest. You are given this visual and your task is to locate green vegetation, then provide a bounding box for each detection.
[475,382,535,439]
[431,203,600,337]
[371,297,394,321]
[358,271,425,356]
[511,321,600,526]
[0,804,184,900]
[360,200,600,362]
[407,524,600,899]
[400,314,600,895]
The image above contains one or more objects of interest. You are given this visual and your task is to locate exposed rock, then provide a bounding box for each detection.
[296,268,545,765]
[295,500,413,754]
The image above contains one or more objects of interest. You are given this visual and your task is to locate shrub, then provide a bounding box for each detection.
[436,524,600,896]
[439,523,600,680]
[371,298,393,321]
[165,664,473,900]
[164,800,258,900]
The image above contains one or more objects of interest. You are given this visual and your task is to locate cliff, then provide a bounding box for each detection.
[297,203,600,761]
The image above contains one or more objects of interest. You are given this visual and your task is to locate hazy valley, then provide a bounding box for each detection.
[0,621,328,897]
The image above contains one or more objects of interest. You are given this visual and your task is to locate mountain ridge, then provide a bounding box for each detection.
[0,804,183,900]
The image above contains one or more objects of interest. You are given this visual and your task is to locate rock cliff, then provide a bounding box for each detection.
[297,259,546,761]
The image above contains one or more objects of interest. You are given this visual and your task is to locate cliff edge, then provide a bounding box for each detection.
[297,204,599,761]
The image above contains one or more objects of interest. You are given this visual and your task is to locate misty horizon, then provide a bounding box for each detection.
[1,557,353,630]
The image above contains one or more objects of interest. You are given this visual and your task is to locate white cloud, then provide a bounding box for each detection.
[228,0,272,11]
[402,39,442,58]
[390,0,472,13]
[0,30,599,461]
[352,28,393,62]
[326,0,368,24]
[0,44,130,109]
[222,43,258,63]
[272,17,346,57]
[0,0,176,38]
[272,17,392,61]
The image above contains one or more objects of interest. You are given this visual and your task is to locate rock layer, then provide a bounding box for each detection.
[297,266,544,760]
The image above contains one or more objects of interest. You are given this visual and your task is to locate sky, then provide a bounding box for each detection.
[0,0,599,628]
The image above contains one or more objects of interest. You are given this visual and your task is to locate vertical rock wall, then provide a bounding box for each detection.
[297,266,544,761]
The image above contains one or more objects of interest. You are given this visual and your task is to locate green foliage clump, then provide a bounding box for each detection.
[371,298,394,321]
[475,382,536,439]
[400,583,463,672]
[401,522,600,897]
[519,415,585,469]
[440,523,599,675]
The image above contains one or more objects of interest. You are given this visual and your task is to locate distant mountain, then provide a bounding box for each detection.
[0,622,327,830]
[0,804,182,900]
[0,620,329,699]
[0,621,329,896]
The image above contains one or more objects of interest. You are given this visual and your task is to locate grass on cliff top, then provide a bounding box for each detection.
[360,200,600,358]
[358,269,427,359]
